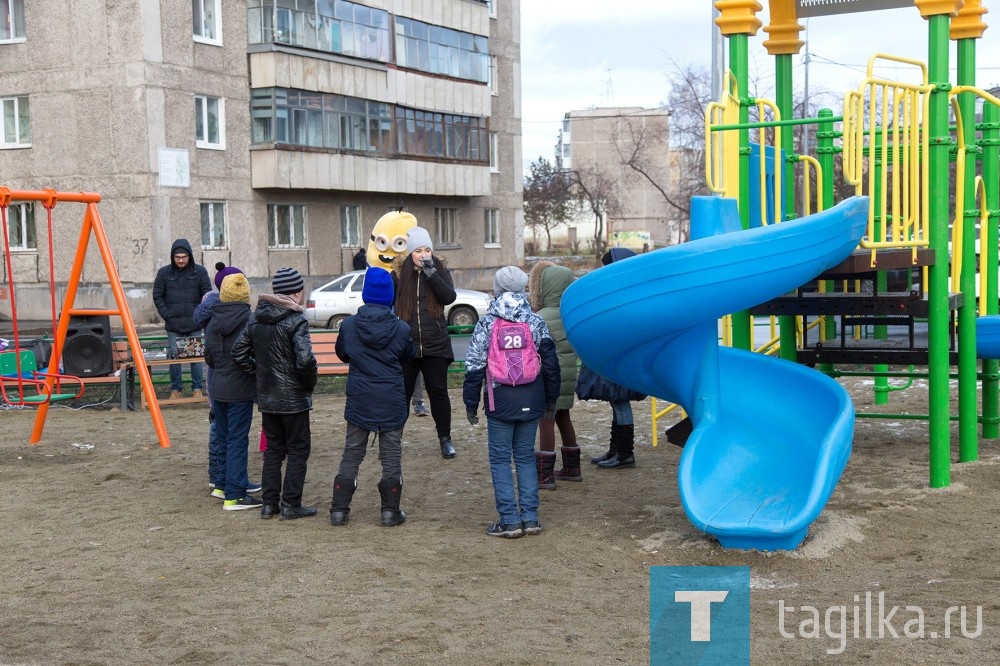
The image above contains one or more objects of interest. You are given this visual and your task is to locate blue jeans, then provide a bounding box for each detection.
[212,398,254,500]
[610,400,633,426]
[167,330,204,392]
[486,416,540,526]
[208,406,223,487]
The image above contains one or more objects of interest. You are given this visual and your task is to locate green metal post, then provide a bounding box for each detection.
[775,54,797,361]
[816,109,837,372]
[872,131,890,405]
[957,39,979,462]
[730,33,753,351]
[927,15,952,488]
[981,103,1000,439]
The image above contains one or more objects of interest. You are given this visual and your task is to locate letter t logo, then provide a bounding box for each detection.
[674,591,729,641]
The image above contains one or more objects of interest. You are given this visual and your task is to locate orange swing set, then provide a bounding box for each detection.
[0,187,170,447]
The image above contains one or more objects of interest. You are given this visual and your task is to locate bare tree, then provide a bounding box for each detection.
[523,157,576,253]
[565,165,623,258]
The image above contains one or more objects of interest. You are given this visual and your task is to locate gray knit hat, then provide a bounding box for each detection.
[493,266,528,295]
[406,226,433,252]
[272,267,305,295]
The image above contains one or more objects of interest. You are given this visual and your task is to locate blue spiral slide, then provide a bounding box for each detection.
[561,195,869,550]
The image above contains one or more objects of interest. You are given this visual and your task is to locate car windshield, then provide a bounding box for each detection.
[319,275,353,292]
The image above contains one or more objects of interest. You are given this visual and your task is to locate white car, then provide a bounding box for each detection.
[305,270,491,330]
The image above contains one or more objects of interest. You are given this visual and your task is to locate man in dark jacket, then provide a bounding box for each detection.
[233,267,319,521]
[152,238,212,399]
[330,267,414,527]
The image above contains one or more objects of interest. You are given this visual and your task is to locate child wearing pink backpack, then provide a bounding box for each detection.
[463,266,561,538]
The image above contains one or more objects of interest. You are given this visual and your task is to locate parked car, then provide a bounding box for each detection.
[305,270,491,331]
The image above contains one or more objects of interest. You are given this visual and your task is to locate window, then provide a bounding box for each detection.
[487,0,496,18]
[340,205,361,247]
[489,132,498,172]
[195,95,225,149]
[251,88,391,152]
[434,208,458,247]
[394,107,488,163]
[267,204,306,248]
[4,202,35,250]
[484,209,500,246]
[395,16,490,83]
[200,202,226,249]
[1,0,24,41]
[193,0,221,43]
[488,55,498,95]
[1,95,30,147]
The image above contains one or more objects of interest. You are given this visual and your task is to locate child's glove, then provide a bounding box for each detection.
[420,256,436,277]
[542,405,556,421]
[466,408,480,425]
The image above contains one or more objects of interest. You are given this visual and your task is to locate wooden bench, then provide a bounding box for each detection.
[310,330,348,375]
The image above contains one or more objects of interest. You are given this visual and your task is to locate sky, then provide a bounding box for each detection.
[520,2,1000,168]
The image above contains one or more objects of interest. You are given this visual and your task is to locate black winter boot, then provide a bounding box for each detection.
[590,428,617,464]
[553,446,583,482]
[598,424,636,468]
[535,451,557,490]
[439,435,456,459]
[377,477,407,526]
[329,475,356,526]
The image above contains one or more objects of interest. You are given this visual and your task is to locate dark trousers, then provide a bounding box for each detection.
[338,422,403,482]
[261,410,311,508]
[538,409,577,452]
[403,356,452,438]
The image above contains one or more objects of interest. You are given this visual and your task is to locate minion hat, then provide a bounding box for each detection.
[272,267,305,295]
[220,273,250,304]
[406,226,433,252]
[362,267,394,308]
[214,262,244,290]
[493,266,528,295]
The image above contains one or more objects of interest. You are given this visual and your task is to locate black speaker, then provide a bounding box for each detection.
[63,315,114,377]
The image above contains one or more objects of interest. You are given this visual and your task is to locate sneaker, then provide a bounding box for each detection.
[413,402,430,417]
[208,482,215,489]
[223,496,264,511]
[168,390,182,400]
[522,520,543,535]
[485,521,524,539]
[246,481,262,494]
[192,389,203,399]
[210,488,225,499]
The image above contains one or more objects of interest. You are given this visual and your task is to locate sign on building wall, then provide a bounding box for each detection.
[796,0,914,18]
[157,148,190,188]
[613,230,652,252]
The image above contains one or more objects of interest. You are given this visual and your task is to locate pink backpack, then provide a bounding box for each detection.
[486,317,542,411]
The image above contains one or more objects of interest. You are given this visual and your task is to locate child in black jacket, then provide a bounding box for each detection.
[331,267,414,527]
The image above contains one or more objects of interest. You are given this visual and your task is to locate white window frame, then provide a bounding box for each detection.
[200,201,227,249]
[192,0,222,45]
[268,203,307,248]
[487,0,496,18]
[1,0,25,42]
[489,132,499,172]
[484,208,500,247]
[340,204,362,247]
[434,208,458,247]
[1,95,30,148]
[4,201,35,251]
[195,94,226,150]
[488,55,498,96]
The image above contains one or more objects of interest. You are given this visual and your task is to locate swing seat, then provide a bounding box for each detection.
[0,350,85,405]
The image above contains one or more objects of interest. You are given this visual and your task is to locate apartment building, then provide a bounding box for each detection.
[549,106,678,254]
[0,0,522,321]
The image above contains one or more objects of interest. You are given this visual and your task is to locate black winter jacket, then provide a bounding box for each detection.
[152,239,212,334]
[204,301,256,403]
[232,294,318,414]
[393,257,457,360]
[335,304,414,431]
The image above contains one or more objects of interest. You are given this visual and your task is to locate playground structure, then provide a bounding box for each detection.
[564,0,1000,549]
[0,188,171,448]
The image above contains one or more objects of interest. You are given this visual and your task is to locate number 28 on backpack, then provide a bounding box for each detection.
[486,318,541,411]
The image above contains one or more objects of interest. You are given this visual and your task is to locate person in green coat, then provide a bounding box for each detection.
[529,261,579,489]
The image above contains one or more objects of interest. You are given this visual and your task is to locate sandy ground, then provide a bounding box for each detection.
[2,374,999,664]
